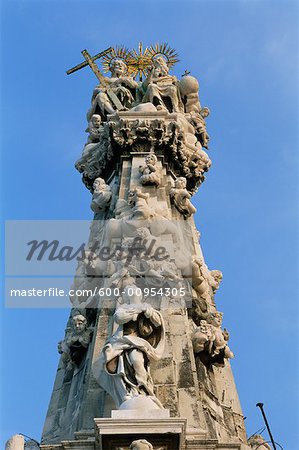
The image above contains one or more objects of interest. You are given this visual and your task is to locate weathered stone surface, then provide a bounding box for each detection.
[155,385,178,416]
[151,358,175,384]
[40,43,248,449]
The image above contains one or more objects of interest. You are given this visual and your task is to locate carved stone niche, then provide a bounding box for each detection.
[95,418,186,450]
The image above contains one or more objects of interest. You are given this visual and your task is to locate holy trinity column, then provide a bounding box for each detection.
[36,44,259,450]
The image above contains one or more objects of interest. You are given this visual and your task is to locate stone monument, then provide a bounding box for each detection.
[6,43,256,450]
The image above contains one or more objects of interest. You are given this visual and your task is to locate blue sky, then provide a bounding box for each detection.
[1,0,298,448]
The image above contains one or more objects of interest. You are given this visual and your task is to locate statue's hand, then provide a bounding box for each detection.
[144,305,154,318]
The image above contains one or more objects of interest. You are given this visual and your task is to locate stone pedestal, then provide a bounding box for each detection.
[95,417,186,450]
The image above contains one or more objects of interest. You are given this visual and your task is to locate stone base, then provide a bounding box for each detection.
[40,419,249,450]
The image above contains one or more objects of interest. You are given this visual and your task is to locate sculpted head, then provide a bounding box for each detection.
[129,439,153,450]
[175,177,187,189]
[211,270,223,285]
[152,55,169,76]
[91,114,102,127]
[110,58,127,77]
[145,153,157,165]
[93,177,106,192]
[72,314,87,333]
[209,311,223,327]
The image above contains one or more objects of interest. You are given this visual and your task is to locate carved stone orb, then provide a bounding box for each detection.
[179,75,199,96]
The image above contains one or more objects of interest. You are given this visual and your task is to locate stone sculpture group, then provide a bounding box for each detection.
[4,44,257,450]
[70,49,234,415]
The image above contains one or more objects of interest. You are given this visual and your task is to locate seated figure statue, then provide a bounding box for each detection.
[141,56,183,113]
[88,59,139,119]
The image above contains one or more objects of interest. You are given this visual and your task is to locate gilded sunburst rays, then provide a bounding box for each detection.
[102,42,179,80]
[102,46,132,73]
[147,42,179,68]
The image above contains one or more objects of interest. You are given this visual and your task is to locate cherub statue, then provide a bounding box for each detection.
[88,59,139,119]
[191,256,222,304]
[139,153,161,186]
[192,311,234,363]
[208,311,234,358]
[189,107,210,149]
[58,312,93,369]
[90,177,112,213]
[192,319,213,353]
[86,114,103,143]
[141,56,183,113]
[128,188,153,219]
[170,177,196,218]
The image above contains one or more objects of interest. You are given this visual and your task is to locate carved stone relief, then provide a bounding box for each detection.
[139,154,161,186]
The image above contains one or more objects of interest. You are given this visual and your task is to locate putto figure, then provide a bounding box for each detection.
[139,153,161,186]
[90,177,112,213]
[192,311,234,365]
[86,114,103,143]
[189,107,210,149]
[170,177,196,218]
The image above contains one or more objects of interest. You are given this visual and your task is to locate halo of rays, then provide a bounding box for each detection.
[126,42,153,80]
[102,46,131,73]
[101,43,179,80]
[147,42,179,68]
